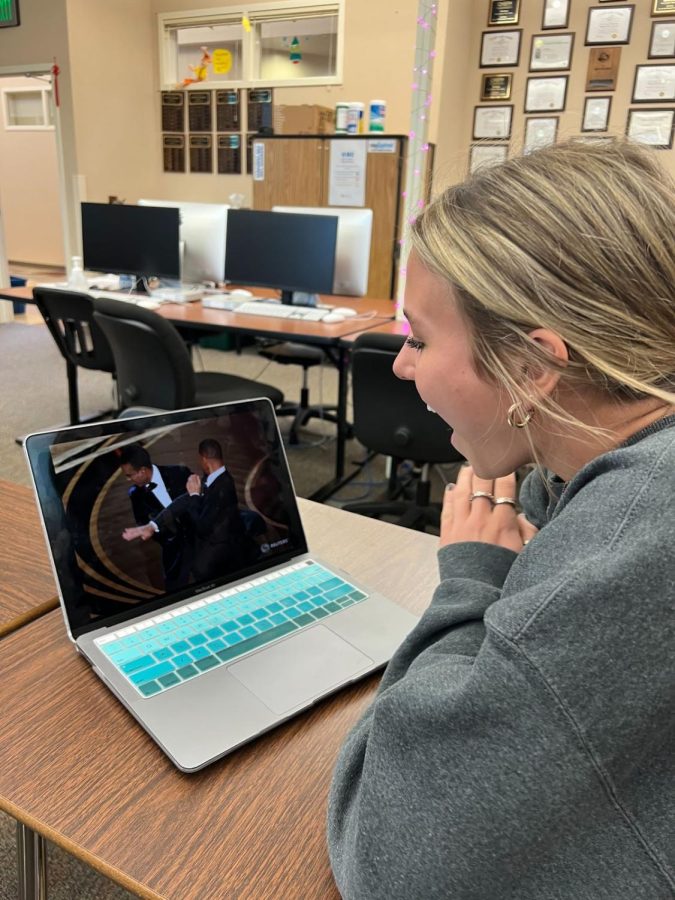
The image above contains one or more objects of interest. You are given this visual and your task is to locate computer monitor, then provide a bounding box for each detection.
[272,206,373,296]
[138,199,228,285]
[81,202,181,282]
[224,209,338,305]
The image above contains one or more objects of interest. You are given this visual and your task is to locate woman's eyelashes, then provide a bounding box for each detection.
[405,336,425,351]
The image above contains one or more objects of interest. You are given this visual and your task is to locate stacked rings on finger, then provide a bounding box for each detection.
[493,497,517,507]
[469,491,495,502]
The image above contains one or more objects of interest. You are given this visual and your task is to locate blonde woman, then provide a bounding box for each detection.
[328,140,675,899]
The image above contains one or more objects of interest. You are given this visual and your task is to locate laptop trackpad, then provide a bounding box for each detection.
[228,625,373,715]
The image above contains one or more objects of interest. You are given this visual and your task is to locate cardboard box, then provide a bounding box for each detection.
[273,104,335,135]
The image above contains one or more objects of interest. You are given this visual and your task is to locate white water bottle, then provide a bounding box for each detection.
[68,256,88,291]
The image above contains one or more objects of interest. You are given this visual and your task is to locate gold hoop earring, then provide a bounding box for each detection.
[507,403,534,429]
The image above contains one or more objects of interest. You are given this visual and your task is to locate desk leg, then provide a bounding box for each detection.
[335,346,349,481]
[16,822,48,900]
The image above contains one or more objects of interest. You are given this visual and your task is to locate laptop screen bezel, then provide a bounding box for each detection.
[24,399,309,641]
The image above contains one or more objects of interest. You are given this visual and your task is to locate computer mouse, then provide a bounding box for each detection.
[331,307,358,317]
[322,312,346,324]
[137,299,161,310]
[229,289,253,298]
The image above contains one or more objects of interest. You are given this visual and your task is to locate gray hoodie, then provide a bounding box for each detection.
[328,417,675,899]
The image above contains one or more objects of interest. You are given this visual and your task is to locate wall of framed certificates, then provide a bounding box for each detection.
[468,0,675,174]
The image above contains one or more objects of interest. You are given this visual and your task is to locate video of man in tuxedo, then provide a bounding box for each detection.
[48,410,296,626]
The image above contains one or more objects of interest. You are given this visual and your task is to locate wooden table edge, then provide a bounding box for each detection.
[2,797,163,900]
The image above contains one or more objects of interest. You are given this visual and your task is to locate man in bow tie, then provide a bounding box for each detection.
[119,444,194,591]
[122,438,254,582]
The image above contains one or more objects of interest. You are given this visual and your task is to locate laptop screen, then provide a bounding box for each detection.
[25,400,308,639]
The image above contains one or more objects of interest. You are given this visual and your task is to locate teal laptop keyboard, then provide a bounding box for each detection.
[94,561,367,698]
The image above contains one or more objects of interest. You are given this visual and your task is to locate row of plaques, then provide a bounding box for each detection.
[161,88,273,134]
[162,133,266,174]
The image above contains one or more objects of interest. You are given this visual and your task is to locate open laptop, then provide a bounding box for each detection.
[24,399,418,772]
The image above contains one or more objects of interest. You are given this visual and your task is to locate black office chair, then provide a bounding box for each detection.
[342,332,464,531]
[93,297,284,412]
[257,341,339,444]
[33,287,118,425]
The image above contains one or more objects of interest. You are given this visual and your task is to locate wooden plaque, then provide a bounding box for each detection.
[586,47,621,91]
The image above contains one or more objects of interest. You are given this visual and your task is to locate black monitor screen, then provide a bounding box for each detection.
[81,202,181,280]
[225,209,338,302]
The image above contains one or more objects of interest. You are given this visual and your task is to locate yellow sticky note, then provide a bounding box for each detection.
[212,49,233,75]
[242,15,251,33]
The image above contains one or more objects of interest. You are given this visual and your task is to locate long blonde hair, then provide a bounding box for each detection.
[411,139,675,436]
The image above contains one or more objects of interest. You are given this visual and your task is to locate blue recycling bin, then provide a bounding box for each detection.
[10,275,27,314]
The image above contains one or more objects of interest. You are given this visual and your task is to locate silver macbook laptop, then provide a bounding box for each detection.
[24,399,418,771]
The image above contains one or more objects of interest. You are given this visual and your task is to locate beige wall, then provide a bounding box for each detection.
[66,0,157,206]
[0,77,64,265]
[0,0,77,264]
[1,1,672,265]
[148,0,423,206]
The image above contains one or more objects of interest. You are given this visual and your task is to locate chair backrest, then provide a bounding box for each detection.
[350,332,464,465]
[33,287,115,374]
[93,297,196,410]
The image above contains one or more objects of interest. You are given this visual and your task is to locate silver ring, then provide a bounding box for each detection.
[493,497,517,507]
[469,491,495,503]
[523,539,531,546]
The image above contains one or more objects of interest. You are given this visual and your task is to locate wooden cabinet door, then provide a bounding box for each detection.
[252,138,324,209]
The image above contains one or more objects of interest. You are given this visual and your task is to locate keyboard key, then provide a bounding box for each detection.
[206,627,223,639]
[240,625,257,639]
[194,655,219,672]
[173,653,193,668]
[120,654,155,675]
[295,613,315,628]
[130,661,174,685]
[188,634,208,646]
[216,620,298,663]
[171,640,190,654]
[235,615,253,627]
[138,681,162,697]
[158,672,181,688]
[190,646,210,661]
[154,647,173,661]
[207,638,226,653]
[177,664,198,679]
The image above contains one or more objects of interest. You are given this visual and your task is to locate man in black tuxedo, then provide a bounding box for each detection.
[119,444,194,591]
[122,439,255,583]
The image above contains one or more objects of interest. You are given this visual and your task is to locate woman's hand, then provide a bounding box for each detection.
[440,465,539,552]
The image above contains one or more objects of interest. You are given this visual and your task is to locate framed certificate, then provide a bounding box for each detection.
[582,95,612,131]
[632,64,675,101]
[586,5,634,45]
[473,104,514,139]
[542,0,570,30]
[480,29,522,67]
[652,0,675,15]
[488,0,520,26]
[529,33,574,70]
[626,108,674,147]
[648,21,675,58]
[481,73,513,101]
[469,144,509,173]
[524,75,568,111]
[524,116,559,152]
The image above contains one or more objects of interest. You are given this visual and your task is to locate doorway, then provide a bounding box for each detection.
[0,64,67,321]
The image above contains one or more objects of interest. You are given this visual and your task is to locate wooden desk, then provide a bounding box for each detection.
[0,285,394,496]
[0,479,58,637]
[1,498,439,900]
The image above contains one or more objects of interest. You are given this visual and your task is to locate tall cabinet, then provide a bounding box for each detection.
[251,135,407,299]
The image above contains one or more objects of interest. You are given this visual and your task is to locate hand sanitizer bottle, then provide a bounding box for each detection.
[67,256,89,291]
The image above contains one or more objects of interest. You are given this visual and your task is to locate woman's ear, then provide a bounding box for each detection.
[525,328,569,398]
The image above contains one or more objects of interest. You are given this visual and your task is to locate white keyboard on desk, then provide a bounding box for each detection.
[202,296,328,321]
[89,290,139,302]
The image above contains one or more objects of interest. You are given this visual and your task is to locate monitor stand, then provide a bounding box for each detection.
[284,290,319,308]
